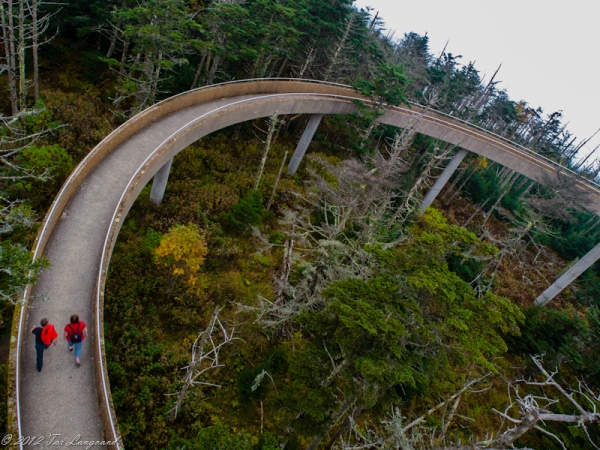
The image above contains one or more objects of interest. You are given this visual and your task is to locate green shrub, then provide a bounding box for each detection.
[268,230,285,245]
[238,349,286,400]
[168,421,253,450]
[225,191,263,231]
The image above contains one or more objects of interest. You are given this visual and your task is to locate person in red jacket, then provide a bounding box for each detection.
[31,317,57,372]
[64,314,87,367]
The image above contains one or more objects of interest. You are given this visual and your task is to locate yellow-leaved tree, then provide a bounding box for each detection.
[154,224,208,291]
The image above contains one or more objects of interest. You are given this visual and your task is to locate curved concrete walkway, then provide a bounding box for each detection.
[13,80,600,449]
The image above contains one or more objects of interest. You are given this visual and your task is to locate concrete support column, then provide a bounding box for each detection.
[535,241,600,306]
[288,114,324,175]
[420,148,468,212]
[149,158,173,205]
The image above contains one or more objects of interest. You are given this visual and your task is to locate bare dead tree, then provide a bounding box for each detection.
[0,108,65,181]
[248,99,467,331]
[247,149,410,328]
[383,92,438,169]
[266,151,288,212]
[327,376,491,450]
[0,0,57,111]
[297,45,316,78]
[1,0,19,113]
[443,156,483,204]
[387,141,456,228]
[0,198,36,233]
[481,171,520,227]
[335,407,429,450]
[470,221,534,293]
[523,171,590,224]
[254,113,280,190]
[168,307,242,421]
[322,12,357,82]
[106,1,192,120]
[333,358,600,450]
[274,237,293,305]
[442,355,600,450]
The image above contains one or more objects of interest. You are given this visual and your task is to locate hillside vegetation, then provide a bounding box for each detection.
[1,1,600,449]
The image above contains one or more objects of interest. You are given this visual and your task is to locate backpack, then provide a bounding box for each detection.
[41,324,58,346]
[69,323,83,343]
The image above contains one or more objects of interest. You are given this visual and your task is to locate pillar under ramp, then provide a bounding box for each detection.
[535,241,600,306]
[149,158,174,205]
[420,148,468,212]
[288,114,324,175]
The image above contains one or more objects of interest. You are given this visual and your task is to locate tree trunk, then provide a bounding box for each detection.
[441,155,479,200]
[482,172,519,227]
[169,309,220,421]
[106,30,118,59]
[229,122,243,152]
[150,50,163,102]
[260,401,264,434]
[276,56,288,77]
[442,392,463,436]
[119,40,129,74]
[444,161,480,205]
[515,179,534,201]
[305,395,358,450]
[2,0,18,113]
[207,54,220,85]
[299,46,315,78]
[190,48,209,90]
[18,0,26,110]
[324,406,366,449]
[111,40,130,123]
[266,151,288,212]
[359,118,378,148]
[204,51,212,73]
[323,13,355,81]
[275,237,293,304]
[441,166,467,200]
[135,54,154,110]
[106,6,125,59]
[254,114,279,190]
[31,0,39,103]
[512,175,531,195]
[463,198,490,227]
[388,170,426,226]
[582,216,600,237]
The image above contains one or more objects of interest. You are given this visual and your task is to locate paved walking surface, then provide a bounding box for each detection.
[21,96,251,448]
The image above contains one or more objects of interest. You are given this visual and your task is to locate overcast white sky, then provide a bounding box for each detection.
[353,0,600,161]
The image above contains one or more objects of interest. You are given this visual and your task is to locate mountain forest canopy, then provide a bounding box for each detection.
[1,0,600,448]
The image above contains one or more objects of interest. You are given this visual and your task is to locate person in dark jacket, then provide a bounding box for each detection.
[31,317,57,372]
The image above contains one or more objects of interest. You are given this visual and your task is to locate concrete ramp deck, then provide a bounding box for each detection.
[11,80,600,449]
